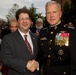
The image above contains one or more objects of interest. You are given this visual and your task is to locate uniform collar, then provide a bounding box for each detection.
[49,21,62,30]
[18,29,30,40]
[50,21,61,27]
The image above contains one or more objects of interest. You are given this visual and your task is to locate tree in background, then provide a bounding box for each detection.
[62,1,70,24]
[6,3,19,22]
[23,3,43,24]
[62,0,76,25]
[6,3,43,26]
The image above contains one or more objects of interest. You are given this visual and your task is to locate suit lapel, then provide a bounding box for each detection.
[29,32,37,55]
[14,30,29,53]
[14,30,37,55]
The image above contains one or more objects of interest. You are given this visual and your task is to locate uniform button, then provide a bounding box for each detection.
[41,43,43,45]
[48,55,50,58]
[49,40,52,45]
[49,48,51,50]
[50,32,53,34]
[50,40,52,41]
[50,40,52,42]
[64,72,66,74]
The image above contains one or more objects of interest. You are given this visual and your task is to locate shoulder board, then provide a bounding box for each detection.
[64,25,75,29]
[68,26,75,29]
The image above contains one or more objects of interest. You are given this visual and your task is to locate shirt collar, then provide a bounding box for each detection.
[18,29,30,39]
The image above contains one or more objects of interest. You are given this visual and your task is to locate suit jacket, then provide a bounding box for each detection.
[0,30,39,75]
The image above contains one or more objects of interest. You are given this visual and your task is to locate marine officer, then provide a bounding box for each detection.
[38,1,76,75]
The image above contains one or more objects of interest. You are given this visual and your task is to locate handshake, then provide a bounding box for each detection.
[26,59,39,72]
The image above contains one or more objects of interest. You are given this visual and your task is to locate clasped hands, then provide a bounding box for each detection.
[26,60,39,72]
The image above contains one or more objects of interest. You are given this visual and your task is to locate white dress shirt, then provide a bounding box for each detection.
[18,29,33,54]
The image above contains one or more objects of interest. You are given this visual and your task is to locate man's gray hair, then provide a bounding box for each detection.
[45,1,61,10]
[36,18,43,23]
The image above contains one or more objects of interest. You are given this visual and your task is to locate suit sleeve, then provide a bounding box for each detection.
[0,36,28,73]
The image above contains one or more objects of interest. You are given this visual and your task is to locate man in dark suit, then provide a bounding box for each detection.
[38,1,76,75]
[0,8,39,75]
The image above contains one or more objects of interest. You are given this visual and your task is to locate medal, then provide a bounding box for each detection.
[58,49,64,55]
[55,32,69,46]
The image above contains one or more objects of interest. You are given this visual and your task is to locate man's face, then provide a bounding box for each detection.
[46,4,62,26]
[36,22,43,27]
[18,13,31,33]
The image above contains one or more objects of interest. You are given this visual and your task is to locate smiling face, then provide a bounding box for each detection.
[18,13,31,33]
[46,3,62,26]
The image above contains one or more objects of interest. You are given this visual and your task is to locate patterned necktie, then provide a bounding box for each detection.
[24,35,32,55]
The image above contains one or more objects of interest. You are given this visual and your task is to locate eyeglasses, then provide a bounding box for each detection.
[19,17,30,21]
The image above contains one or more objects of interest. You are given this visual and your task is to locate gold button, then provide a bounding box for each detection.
[41,43,43,45]
[49,48,51,50]
[64,72,66,74]
[48,55,50,58]
[49,40,52,45]
[50,32,53,34]
[50,40,52,42]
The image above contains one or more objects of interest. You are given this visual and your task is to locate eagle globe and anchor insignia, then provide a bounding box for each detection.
[55,31,70,55]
